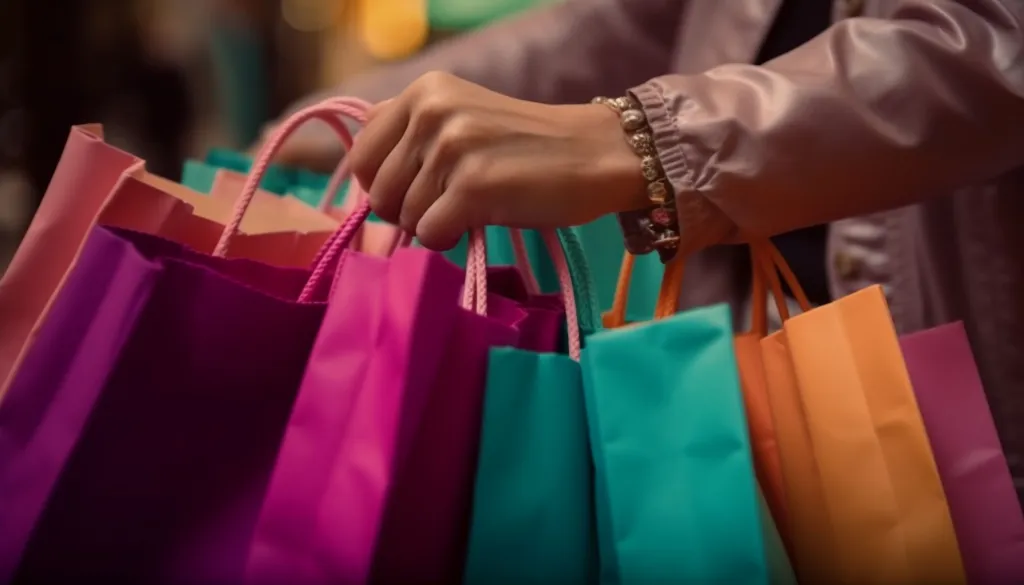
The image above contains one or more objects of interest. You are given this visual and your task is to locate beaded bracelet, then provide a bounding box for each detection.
[592,95,680,262]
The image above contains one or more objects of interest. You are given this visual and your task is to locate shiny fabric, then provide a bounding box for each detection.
[330,0,1024,498]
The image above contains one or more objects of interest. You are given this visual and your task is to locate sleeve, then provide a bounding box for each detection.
[304,0,686,105]
[631,0,1024,250]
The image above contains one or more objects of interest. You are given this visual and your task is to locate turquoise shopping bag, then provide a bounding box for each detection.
[583,301,769,584]
[180,150,350,208]
[444,218,663,321]
[464,229,602,585]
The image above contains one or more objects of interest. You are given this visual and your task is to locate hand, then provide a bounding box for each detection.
[347,72,649,250]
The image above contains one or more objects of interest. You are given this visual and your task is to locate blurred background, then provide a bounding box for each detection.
[0,0,560,271]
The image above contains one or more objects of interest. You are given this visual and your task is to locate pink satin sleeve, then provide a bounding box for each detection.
[633,0,1024,251]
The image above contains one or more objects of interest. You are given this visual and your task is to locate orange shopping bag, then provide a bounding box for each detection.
[0,123,344,401]
[210,168,407,258]
[755,246,966,585]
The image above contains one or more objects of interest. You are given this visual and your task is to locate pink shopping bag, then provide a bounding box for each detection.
[247,229,577,585]
[901,322,1024,584]
[245,111,580,582]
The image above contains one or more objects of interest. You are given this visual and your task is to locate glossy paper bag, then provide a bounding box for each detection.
[583,303,769,584]
[901,322,1024,584]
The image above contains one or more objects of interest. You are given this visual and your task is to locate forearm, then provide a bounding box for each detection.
[634,0,1024,248]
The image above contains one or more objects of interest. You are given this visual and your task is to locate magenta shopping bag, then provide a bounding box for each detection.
[0,226,326,585]
[369,266,563,585]
[246,222,570,585]
[901,322,1024,584]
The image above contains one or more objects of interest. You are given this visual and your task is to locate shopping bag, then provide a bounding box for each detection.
[0,97,378,584]
[901,322,1024,583]
[756,247,966,585]
[368,262,568,585]
[0,125,339,403]
[582,248,769,584]
[182,152,344,207]
[247,202,583,584]
[463,230,603,585]
[206,169,403,257]
[601,244,797,560]
[0,224,329,584]
[445,217,663,322]
[731,244,815,557]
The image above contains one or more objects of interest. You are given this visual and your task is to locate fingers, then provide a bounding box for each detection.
[416,189,466,251]
[348,98,409,199]
[367,131,421,224]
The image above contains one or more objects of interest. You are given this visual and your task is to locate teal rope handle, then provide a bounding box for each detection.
[556,227,603,334]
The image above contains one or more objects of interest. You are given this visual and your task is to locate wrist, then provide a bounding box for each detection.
[592,95,681,261]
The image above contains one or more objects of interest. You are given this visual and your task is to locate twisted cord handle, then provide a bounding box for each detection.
[213,98,370,257]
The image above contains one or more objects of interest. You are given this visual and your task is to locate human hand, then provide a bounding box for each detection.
[347,71,649,250]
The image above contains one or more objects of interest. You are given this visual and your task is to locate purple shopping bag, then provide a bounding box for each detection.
[0,225,326,585]
[901,322,1024,584]
[246,238,566,585]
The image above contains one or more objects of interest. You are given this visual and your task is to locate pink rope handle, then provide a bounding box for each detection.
[508,229,541,295]
[313,97,414,259]
[213,97,370,257]
[462,227,581,361]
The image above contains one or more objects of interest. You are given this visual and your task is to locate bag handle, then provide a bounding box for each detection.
[604,238,812,330]
[215,98,368,257]
[463,227,593,360]
[749,242,812,334]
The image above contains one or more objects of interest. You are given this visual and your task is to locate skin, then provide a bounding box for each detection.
[337,72,651,250]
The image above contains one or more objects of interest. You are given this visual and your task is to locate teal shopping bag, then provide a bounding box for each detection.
[444,218,663,321]
[582,302,769,584]
[180,150,350,208]
[464,229,601,585]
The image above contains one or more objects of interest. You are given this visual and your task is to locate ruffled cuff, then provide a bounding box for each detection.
[629,81,737,252]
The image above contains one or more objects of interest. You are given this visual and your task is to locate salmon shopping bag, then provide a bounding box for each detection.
[0,125,340,402]
[463,230,602,585]
[207,169,404,257]
[755,246,966,585]
[901,323,1024,584]
[582,251,770,584]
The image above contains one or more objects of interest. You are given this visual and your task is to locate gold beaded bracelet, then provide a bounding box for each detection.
[592,95,680,262]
